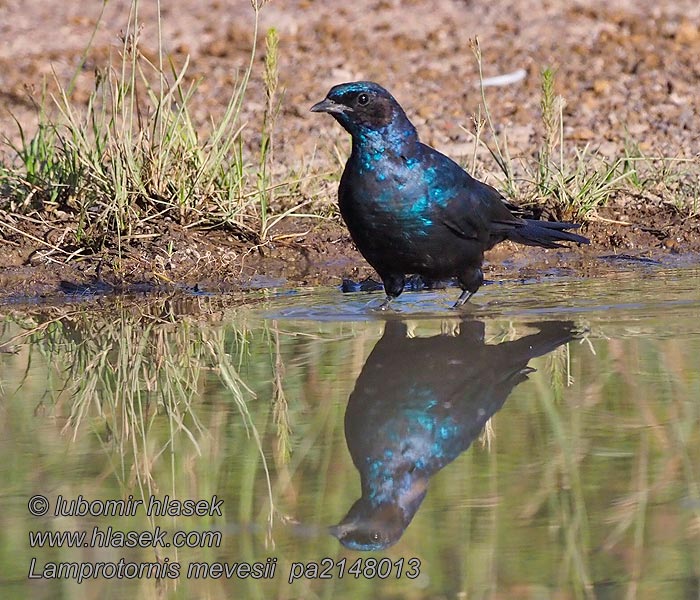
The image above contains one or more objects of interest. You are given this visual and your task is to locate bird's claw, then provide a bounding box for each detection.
[374,296,396,312]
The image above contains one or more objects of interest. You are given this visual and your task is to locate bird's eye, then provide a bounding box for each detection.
[357,93,370,106]
[371,531,380,542]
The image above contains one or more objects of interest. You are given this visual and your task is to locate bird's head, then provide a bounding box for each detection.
[310,81,416,143]
[328,473,428,551]
[328,499,406,551]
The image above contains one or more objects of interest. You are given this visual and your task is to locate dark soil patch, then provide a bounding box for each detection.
[1,204,698,304]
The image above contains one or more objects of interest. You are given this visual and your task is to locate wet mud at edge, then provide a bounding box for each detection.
[2,213,699,306]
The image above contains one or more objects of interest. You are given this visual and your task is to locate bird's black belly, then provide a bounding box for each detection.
[340,190,481,279]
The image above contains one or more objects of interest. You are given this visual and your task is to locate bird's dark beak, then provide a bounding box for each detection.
[310,98,350,114]
[328,522,350,539]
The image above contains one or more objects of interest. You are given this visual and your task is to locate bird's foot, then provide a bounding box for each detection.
[452,290,474,309]
[374,295,396,312]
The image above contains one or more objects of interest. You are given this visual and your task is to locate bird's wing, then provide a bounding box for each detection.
[443,178,523,242]
[420,146,523,242]
[443,177,589,250]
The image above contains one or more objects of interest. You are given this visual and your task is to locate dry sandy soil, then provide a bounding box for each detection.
[1,0,699,299]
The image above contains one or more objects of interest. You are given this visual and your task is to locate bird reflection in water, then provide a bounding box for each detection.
[330,319,579,551]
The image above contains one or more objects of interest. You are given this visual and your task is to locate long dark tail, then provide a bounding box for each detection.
[507,219,590,249]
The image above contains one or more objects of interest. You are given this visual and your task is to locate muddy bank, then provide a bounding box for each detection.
[2,197,699,304]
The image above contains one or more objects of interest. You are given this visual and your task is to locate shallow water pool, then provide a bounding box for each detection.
[1,267,699,599]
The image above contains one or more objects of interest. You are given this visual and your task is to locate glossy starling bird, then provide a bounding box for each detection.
[330,319,579,551]
[311,82,589,308]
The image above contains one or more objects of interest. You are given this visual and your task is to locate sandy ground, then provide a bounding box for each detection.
[1,0,699,299]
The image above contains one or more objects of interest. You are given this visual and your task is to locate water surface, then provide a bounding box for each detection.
[1,267,699,599]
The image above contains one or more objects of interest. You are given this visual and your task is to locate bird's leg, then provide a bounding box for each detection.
[374,273,405,311]
[453,290,474,308]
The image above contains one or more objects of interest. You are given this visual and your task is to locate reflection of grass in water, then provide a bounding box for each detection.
[0,301,367,568]
[1,298,278,554]
[520,333,700,599]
